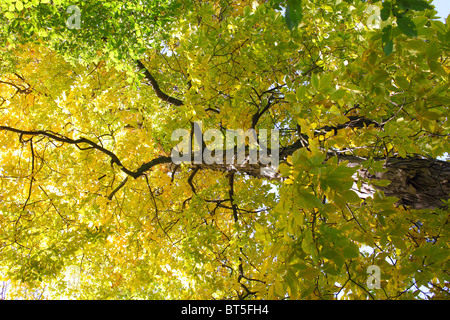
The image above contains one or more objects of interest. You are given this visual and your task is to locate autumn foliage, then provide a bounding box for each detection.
[0,0,449,299]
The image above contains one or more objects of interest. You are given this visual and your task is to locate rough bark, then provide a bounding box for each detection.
[190,149,450,210]
[355,158,450,210]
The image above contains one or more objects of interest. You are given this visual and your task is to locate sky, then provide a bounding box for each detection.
[433,0,450,22]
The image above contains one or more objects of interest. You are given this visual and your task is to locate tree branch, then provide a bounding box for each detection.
[187,167,200,194]
[107,176,129,200]
[136,59,184,106]
[227,172,239,222]
[0,126,171,179]
[22,139,35,211]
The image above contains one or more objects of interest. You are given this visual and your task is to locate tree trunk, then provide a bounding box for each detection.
[194,151,450,210]
[354,158,450,210]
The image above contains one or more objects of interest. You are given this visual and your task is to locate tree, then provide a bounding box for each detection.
[0,0,449,300]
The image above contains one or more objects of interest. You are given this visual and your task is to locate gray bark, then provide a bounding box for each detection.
[191,150,450,210]
[354,158,450,210]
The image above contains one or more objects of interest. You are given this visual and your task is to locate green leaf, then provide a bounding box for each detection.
[428,60,447,76]
[426,40,440,60]
[309,152,326,166]
[382,25,394,55]
[397,0,433,11]
[292,148,309,167]
[395,75,410,89]
[285,92,296,103]
[297,190,324,209]
[291,262,308,272]
[295,85,307,101]
[381,2,391,21]
[384,39,394,56]
[285,6,296,30]
[318,73,334,91]
[397,16,418,37]
[300,267,320,279]
[431,20,446,35]
[284,268,298,291]
[301,229,313,254]
[322,248,345,267]
[285,1,303,30]
[389,225,408,237]
[343,242,360,259]
[342,190,361,203]
[323,262,342,276]
[311,248,319,265]
[382,25,393,43]
[311,73,319,90]
[391,236,407,250]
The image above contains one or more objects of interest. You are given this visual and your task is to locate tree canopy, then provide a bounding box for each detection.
[0,0,449,300]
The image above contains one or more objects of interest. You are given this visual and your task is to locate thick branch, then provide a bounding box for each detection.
[0,126,171,179]
[133,156,173,177]
[136,60,184,106]
[251,100,273,129]
[315,116,381,136]
[250,88,284,129]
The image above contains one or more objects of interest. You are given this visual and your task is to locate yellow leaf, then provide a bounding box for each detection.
[16,1,23,11]
[301,267,321,279]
